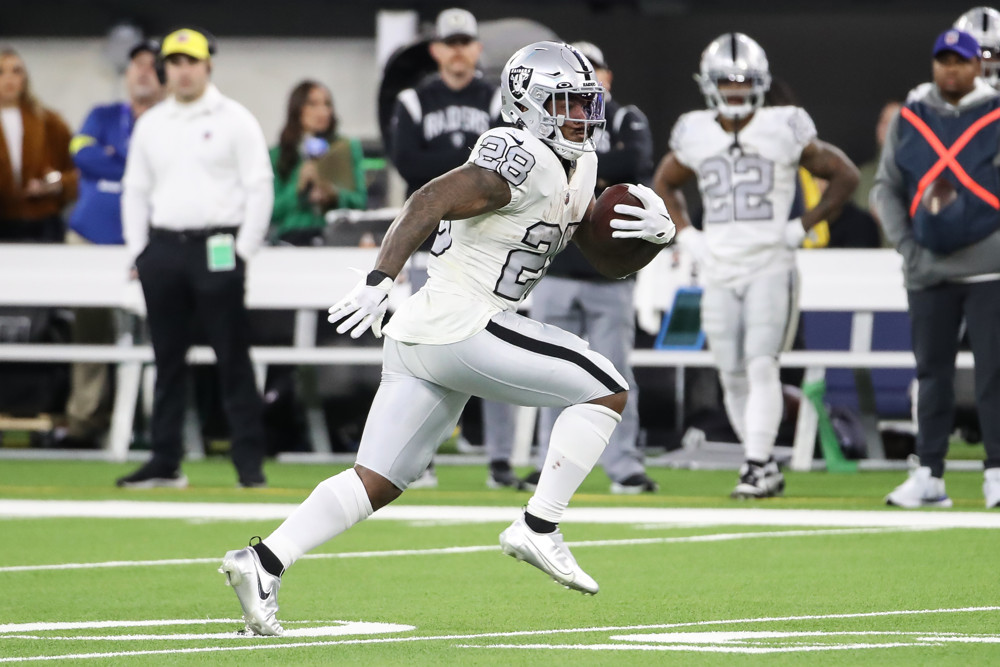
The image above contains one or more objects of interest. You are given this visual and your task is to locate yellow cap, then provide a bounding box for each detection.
[161,29,211,60]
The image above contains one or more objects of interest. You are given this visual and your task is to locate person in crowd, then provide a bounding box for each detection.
[116,28,273,489]
[853,100,902,221]
[53,39,164,448]
[654,33,858,499]
[387,8,515,490]
[270,79,366,246]
[525,41,658,495]
[0,47,77,242]
[219,41,675,636]
[874,29,1000,509]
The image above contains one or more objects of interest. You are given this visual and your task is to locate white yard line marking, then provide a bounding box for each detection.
[0,527,929,574]
[0,607,997,662]
[2,500,1000,529]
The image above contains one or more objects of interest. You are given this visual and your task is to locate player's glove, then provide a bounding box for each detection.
[327,270,393,339]
[784,217,807,249]
[610,183,677,245]
[675,226,710,267]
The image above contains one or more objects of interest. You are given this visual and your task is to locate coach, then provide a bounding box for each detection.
[873,28,1000,508]
[118,28,273,488]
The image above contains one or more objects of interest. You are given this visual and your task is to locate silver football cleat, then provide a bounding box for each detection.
[219,546,284,636]
[499,517,599,595]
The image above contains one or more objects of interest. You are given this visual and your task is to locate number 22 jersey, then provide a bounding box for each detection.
[383,127,598,344]
[669,105,816,287]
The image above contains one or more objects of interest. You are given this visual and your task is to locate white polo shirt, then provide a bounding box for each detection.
[121,84,273,263]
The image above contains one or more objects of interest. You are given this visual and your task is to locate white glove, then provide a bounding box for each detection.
[784,217,807,249]
[327,270,393,339]
[610,183,677,245]
[675,226,710,266]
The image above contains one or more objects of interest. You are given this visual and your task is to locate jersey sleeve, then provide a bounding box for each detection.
[668,112,697,169]
[466,128,541,213]
[786,106,818,156]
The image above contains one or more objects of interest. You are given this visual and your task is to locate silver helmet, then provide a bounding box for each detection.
[954,6,1000,87]
[696,33,772,119]
[500,41,605,160]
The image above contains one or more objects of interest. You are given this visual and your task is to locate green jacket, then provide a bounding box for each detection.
[268,137,367,240]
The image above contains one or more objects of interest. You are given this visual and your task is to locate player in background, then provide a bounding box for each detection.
[955,6,1000,89]
[219,41,675,635]
[653,33,858,499]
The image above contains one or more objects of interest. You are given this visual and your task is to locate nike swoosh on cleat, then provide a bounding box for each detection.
[256,576,271,600]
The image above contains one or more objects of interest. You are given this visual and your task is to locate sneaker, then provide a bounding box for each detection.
[730,459,785,499]
[487,461,525,490]
[610,472,659,495]
[885,458,952,508]
[408,464,438,489]
[115,461,188,489]
[499,517,598,595]
[219,544,284,636]
[984,468,1000,509]
[520,469,542,492]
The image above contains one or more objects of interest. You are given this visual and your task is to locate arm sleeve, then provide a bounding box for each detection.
[389,94,466,190]
[336,137,368,210]
[46,111,79,204]
[597,105,654,186]
[121,118,153,264]
[71,108,126,181]
[233,107,275,260]
[869,113,913,252]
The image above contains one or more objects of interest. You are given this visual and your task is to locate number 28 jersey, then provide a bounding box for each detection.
[669,106,816,286]
[383,127,597,344]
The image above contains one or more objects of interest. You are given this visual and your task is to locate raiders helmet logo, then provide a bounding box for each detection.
[508,66,532,99]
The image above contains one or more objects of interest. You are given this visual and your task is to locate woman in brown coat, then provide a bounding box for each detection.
[0,47,77,241]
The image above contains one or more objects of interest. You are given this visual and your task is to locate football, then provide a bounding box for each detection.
[589,184,644,245]
[921,177,958,215]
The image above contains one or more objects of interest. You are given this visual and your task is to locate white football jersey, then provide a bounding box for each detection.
[669,106,816,286]
[384,127,597,344]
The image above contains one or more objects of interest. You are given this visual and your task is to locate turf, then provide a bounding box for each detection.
[2,460,999,665]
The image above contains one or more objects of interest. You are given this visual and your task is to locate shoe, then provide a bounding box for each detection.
[730,459,785,499]
[219,544,284,636]
[408,464,438,489]
[115,461,188,489]
[520,469,542,492]
[238,473,267,489]
[984,468,1000,509]
[499,517,598,595]
[610,472,659,495]
[487,461,525,490]
[885,457,952,508]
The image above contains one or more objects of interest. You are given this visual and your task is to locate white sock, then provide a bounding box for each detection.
[263,468,373,571]
[744,357,783,463]
[526,403,621,524]
[719,370,749,442]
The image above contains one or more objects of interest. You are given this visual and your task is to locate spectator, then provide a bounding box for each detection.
[526,41,658,495]
[853,101,902,218]
[874,29,1000,509]
[387,8,514,490]
[0,47,77,242]
[270,80,366,247]
[54,39,163,447]
[117,28,273,489]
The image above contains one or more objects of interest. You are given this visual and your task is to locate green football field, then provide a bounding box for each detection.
[2,459,999,665]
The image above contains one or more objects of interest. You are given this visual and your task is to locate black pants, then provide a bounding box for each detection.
[136,230,265,482]
[909,279,1000,477]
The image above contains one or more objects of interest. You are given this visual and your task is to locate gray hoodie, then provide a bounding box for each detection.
[871,78,1000,290]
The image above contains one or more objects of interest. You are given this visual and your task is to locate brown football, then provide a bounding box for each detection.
[589,184,646,248]
[921,177,958,215]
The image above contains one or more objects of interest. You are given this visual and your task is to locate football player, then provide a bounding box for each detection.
[219,41,675,635]
[955,6,1000,88]
[653,33,858,499]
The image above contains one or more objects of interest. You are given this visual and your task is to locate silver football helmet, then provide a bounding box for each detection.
[500,41,605,160]
[955,6,1000,87]
[696,33,772,119]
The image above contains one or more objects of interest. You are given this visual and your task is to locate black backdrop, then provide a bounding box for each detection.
[3,1,968,165]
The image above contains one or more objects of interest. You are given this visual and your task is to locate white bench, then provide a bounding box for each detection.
[0,245,963,467]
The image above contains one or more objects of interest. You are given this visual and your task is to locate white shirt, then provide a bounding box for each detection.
[121,84,273,263]
[669,106,817,287]
[384,127,597,344]
[1,107,23,186]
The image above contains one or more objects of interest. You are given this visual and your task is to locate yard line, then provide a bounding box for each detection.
[3,501,1000,529]
[0,526,930,573]
[0,606,997,663]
